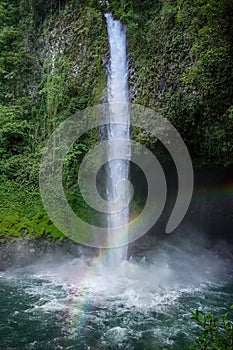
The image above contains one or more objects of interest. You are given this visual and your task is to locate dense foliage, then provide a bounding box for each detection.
[0,0,232,238]
[188,308,233,350]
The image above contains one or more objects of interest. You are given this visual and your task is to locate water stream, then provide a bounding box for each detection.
[0,13,232,350]
[105,13,130,265]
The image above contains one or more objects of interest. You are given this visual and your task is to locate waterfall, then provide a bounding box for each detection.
[104,13,130,265]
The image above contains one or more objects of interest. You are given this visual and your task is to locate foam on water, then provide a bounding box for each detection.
[1,234,232,349]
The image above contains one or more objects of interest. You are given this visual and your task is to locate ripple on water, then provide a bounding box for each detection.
[0,243,232,349]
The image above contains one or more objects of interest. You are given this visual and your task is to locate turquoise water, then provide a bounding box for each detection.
[0,238,232,349]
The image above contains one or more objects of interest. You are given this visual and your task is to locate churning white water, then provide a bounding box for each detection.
[105,13,130,264]
[1,233,232,349]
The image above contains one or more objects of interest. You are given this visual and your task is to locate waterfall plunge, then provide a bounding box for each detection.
[104,13,130,265]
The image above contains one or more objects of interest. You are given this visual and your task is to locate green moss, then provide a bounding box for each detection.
[0,176,62,238]
[0,0,232,237]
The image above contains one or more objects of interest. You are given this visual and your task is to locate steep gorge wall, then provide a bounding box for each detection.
[0,0,232,238]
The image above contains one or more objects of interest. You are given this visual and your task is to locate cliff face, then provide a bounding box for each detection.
[0,0,232,238]
[1,0,233,173]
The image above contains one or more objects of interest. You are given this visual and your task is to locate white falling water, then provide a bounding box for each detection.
[105,13,130,265]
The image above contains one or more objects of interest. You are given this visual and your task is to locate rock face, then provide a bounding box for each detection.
[0,1,233,248]
[0,237,97,271]
[128,165,233,258]
[1,165,232,269]
[0,166,232,270]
